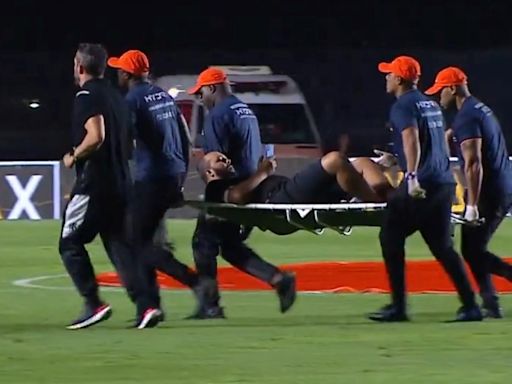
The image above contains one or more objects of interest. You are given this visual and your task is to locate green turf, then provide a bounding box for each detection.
[1,220,512,383]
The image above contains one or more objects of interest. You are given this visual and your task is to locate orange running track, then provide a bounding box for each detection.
[97,258,512,293]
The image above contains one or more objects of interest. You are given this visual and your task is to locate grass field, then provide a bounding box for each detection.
[1,220,512,383]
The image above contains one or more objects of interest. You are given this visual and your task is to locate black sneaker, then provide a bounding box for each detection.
[275,272,297,313]
[134,308,162,329]
[66,304,112,330]
[367,304,409,322]
[189,277,222,315]
[185,306,226,320]
[447,306,483,322]
[157,310,166,322]
[126,309,165,324]
[482,302,504,319]
[185,277,226,320]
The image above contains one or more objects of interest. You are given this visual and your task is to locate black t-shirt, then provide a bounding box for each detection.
[71,78,132,197]
[205,178,242,202]
[205,175,289,203]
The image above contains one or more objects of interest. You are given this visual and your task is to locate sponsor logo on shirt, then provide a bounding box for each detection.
[230,103,256,119]
[144,91,169,103]
[474,102,493,116]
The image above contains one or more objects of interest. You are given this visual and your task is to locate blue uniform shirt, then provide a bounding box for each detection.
[389,89,454,186]
[203,95,262,179]
[453,96,512,198]
[126,82,187,181]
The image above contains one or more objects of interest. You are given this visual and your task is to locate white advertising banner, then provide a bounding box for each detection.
[0,161,61,220]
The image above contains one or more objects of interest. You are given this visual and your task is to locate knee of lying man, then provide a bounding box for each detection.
[320,152,345,175]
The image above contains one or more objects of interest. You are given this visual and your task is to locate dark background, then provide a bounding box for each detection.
[1,0,511,159]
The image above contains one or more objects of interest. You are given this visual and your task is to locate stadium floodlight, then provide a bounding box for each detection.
[28,100,40,109]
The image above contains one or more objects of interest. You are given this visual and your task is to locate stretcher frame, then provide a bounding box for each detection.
[186,200,478,236]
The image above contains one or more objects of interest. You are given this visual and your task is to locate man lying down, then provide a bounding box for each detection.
[198,151,393,206]
[192,150,393,317]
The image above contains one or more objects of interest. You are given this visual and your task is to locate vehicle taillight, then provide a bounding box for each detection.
[177,101,193,124]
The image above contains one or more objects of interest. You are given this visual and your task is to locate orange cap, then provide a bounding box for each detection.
[378,56,421,81]
[107,50,149,76]
[187,67,228,94]
[424,67,468,95]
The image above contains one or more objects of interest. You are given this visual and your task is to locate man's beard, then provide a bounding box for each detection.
[219,166,236,178]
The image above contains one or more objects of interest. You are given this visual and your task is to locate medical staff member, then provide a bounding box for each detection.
[187,68,296,318]
[369,56,481,323]
[426,67,512,318]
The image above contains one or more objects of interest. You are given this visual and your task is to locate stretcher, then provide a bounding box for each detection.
[186,201,476,236]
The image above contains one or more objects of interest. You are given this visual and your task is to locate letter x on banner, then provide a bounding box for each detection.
[0,161,61,220]
[5,175,43,219]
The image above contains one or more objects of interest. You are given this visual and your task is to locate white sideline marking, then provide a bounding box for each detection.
[12,274,69,290]
[9,274,329,295]
[11,274,121,291]
[11,274,486,296]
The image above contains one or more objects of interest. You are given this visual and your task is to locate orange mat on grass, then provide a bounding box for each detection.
[97,258,512,293]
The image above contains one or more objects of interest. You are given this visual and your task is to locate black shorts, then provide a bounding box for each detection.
[268,160,349,203]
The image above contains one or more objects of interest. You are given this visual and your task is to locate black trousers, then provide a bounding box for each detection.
[460,193,512,305]
[58,190,151,313]
[192,214,280,307]
[379,183,476,311]
[126,177,198,309]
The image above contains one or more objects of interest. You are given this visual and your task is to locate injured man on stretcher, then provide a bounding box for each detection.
[198,151,394,205]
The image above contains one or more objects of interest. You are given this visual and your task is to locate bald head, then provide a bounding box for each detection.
[197,152,235,183]
[197,154,214,182]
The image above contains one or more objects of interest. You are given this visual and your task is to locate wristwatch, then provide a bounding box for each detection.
[405,172,417,180]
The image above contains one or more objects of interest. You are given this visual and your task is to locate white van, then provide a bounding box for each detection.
[154,66,322,160]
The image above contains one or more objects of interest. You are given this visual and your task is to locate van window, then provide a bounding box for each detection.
[250,104,315,144]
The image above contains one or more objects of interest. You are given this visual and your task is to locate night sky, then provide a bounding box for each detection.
[1,0,511,52]
[1,0,511,160]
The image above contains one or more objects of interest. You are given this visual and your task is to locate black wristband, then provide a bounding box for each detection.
[69,147,78,162]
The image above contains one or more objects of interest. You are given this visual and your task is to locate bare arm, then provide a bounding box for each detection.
[445,128,467,187]
[179,113,193,147]
[460,138,483,206]
[401,126,421,174]
[445,128,454,156]
[74,115,105,160]
[225,170,270,204]
[225,158,277,204]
